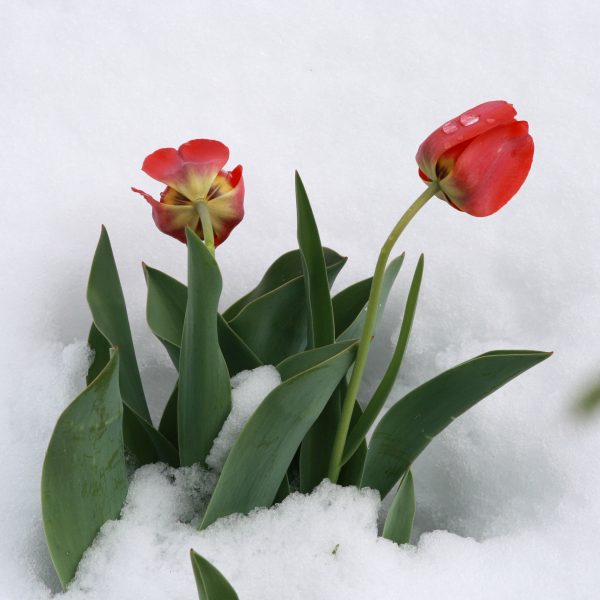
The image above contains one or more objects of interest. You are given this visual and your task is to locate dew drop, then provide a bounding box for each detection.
[442,120,459,134]
[486,117,496,124]
[459,113,480,126]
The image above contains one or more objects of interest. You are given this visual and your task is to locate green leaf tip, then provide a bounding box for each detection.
[190,550,239,600]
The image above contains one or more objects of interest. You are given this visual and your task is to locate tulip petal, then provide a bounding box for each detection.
[141,139,230,202]
[440,121,534,217]
[207,166,245,246]
[132,187,199,243]
[416,101,517,180]
[142,148,184,188]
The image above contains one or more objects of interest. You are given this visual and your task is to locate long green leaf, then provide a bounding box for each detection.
[179,229,231,466]
[295,171,335,347]
[87,227,176,464]
[42,350,128,589]
[87,226,149,420]
[226,251,346,364]
[190,550,239,600]
[361,350,552,498]
[382,470,415,545]
[200,342,357,529]
[342,255,424,466]
[336,254,404,342]
[223,247,345,321]
[295,171,339,492]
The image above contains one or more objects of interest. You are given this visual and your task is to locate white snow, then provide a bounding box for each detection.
[206,366,281,472]
[2,0,600,598]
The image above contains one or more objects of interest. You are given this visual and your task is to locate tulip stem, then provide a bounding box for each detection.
[327,182,440,483]
[196,202,215,256]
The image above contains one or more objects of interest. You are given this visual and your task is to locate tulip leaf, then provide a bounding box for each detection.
[42,350,128,589]
[190,550,239,600]
[200,341,357,529]
[86,322,111,385]
[336,254,404,342]
[295,171,340,492]
[276,340,357,380]
[87,227,176,465]
[87,226,150,421]
[226,250,346,365]
[361,350,553,498]
[143,264,187,368]
[337,399,367,487]
[179,229,231,467]
[223,247,345,321]
[332,277,373,338]
[158,383,179,447]
[382,470,415,545]
[144,264,262,375]
[295,170,335,347]
[342,255,424,466]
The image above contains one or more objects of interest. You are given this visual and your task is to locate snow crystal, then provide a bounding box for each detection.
[207,366,281,472]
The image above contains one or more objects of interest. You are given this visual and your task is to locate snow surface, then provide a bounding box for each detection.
[2,0,600,598]
[206,366,281,472]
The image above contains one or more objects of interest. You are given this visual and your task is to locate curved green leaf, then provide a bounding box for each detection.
[336,254,404,342]
[342,255,424,466]
[87,226,149,420]
[337,398,367,487]
[226,251,346,365]
[158,383,178,447]
[200,342,357,529]
[276,340,357,381]
[179,230,231,466]
[86,322,111,386]
[361,350,552,498]
[382,470,415,545]
[42,350,128,589]
[332,277,372,338]
[190,550,239,600]
[144,263,187,368]
[223,247,345,321]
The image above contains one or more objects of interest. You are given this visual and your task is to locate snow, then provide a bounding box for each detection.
[206,366,281,472]
[2,0,600,598]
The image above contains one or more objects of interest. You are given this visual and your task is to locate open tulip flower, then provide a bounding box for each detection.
[132,139,244,249]
[416,101,534,217]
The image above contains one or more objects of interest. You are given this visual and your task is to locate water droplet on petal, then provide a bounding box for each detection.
[442,120,459,134]
[486,117,496,124]
[459,113,480,126]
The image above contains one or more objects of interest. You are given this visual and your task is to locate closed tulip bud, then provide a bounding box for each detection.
[416,101,534,216]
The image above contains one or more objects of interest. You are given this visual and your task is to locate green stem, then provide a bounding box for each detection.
[327,182,440,483]
[196,202,215,257]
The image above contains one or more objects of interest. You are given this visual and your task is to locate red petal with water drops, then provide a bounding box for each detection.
[440,121,534,217]
[416,101,517,180]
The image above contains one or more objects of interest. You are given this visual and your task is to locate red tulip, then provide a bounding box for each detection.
[133,139,244,245]
[416,101,534,217]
